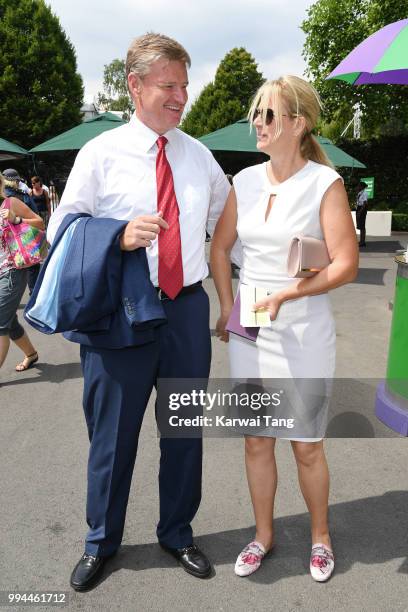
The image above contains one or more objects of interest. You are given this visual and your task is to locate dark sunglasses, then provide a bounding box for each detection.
[253,108,290,125]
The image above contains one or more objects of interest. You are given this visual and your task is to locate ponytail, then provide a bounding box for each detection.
[300,132,333,168]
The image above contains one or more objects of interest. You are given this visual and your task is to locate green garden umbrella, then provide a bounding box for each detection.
[30,112,125,153]
[198,120,365,168]
[0,137,29,161]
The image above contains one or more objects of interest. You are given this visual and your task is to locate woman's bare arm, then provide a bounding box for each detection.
[9,197,45,230]
[255,179,358,317]
[44,190,52,216]
[210,187,238,340]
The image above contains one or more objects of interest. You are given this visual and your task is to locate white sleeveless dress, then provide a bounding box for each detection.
[229,160,342,439]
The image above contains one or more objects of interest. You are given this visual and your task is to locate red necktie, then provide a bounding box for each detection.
[156,136,184,299]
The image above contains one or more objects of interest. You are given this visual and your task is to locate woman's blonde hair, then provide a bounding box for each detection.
[248,75,333,168]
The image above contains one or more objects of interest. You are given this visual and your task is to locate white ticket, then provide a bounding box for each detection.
[240,285,271,328]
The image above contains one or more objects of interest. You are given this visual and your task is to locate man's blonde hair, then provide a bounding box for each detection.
[126,32,191,79]
[248,75,333,168]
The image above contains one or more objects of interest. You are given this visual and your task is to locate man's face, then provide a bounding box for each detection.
[129,58,188,134]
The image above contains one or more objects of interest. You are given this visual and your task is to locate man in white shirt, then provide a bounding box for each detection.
[356,180,368,247]
[48,33,229,591]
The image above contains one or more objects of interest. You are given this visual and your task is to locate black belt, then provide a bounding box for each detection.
[155,281,202,301]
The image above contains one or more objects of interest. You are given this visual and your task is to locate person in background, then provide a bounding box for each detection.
[18,178,31,195]
[211,75,358,582]
[2,169,37,212]
[0,173,43,372]
[356,180,368,247]
[30,176,51,228]
[48,180,59,214]
[2,169,41,295]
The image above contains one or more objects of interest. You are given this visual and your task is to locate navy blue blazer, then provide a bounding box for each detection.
[24,213,166,349]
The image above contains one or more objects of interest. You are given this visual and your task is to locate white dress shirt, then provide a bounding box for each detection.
[19,181,30,194]
[48,114,230,286]
[356,189,368,207]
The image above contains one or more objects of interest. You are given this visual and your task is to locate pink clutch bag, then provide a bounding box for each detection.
[287,236,330,278]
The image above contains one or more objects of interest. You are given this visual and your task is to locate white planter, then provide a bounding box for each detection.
[351,210,392,237]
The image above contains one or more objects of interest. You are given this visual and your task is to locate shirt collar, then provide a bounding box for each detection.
[129,113,179,153]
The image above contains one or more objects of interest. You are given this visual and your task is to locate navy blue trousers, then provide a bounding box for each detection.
[80,287,211,556]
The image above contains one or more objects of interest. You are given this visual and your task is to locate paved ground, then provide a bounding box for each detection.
[1,235,407,612]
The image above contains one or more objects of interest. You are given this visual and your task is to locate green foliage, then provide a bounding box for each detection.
[302,0,408,138]
[97,59,133,120]
[335,135,408,206]
[181,48,264,137]
[392,213,408,231]
[317,117,346,141]
[0,0,84,149]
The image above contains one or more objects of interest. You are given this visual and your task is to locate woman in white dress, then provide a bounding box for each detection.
[210,76,358,581]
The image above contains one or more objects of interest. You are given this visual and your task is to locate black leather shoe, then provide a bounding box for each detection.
[70,553,113,591]
[160,543,212,578]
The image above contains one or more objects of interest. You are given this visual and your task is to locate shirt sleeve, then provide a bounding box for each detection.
[206,158,244,268]
[47,143,102,244]
[206,155,230,237]
[357,190,368,206]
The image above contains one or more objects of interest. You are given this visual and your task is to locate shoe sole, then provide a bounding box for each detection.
[235,567,260,577]
[178,563,212,579]
[70,578,102,593]
[70,570,105,592]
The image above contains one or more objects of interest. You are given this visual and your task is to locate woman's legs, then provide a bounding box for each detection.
[291,440,331,547]
[0,329,38,372]
[245,436,277,551]
[0,268,35,371]
[13,331,38,371]
[0,335,11,368]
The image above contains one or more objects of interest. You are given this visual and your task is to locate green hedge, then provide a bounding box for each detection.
[336,136,408,209]
[392,213,408,232]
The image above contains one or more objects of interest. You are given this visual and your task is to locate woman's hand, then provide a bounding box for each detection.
[215,309,232,342]
[0,208,17,224]
[253,293,283,321]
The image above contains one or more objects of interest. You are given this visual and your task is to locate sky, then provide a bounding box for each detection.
[46,0,314,106]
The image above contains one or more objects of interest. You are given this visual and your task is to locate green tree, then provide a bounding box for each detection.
[0,0,84,149]
[97,59,133,120]
[302,0,408,138]
[181,48,264,137]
